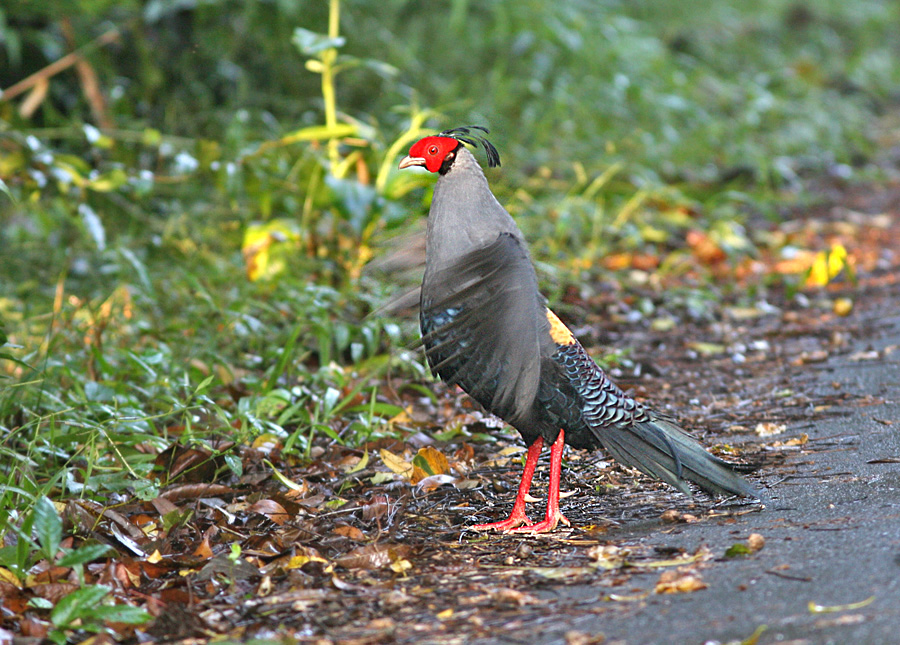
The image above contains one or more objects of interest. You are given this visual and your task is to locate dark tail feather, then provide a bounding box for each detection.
[593,414,761,499]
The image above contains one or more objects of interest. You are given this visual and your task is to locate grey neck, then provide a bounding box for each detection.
[424,148,524,276]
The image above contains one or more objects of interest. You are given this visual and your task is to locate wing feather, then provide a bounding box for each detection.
[419,232,552,428]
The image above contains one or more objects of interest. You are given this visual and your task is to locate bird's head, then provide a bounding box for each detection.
[399,126,501,174]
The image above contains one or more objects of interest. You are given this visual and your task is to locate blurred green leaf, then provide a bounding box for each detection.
[57,543,113,567]
[77,204,107,250]
[88,168,128,192]
[293,28,345,56]
[0,178,14,203]
[281,123,357,143]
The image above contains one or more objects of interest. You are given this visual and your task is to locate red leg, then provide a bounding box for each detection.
[509,429,570,534]
[470,436,543,532]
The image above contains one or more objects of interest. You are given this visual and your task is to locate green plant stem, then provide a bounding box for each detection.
[375,110,431,194]
[323,0,341,174]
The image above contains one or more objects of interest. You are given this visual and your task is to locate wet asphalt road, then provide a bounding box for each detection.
[525,312,900,645]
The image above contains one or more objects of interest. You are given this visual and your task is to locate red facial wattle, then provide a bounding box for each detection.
[400,136,461,173]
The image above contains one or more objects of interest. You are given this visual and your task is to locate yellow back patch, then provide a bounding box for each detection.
[546,309,576,345]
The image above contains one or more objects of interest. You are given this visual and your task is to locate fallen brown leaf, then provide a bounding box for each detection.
[334,544,412,570]
[333,525,366,540]
[247,499,291,525]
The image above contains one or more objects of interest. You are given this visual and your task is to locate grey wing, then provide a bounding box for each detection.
[419,232,553,429]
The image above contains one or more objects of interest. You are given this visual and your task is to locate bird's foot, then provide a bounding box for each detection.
[507,509,570,534]
[470,513,531,532]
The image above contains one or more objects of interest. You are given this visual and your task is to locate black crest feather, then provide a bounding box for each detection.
[439,125,501,168]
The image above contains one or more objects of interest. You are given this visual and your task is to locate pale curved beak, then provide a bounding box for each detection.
[398,155,426,170]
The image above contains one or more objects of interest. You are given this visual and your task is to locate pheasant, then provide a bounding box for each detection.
[398,126,759,533]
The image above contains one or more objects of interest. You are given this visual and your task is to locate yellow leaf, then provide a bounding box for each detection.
[264,459,306,493]
[242,123,359,161]
[410,445,450,484]
[827,243,848,277]
[389,406,413,425]
[141,128,162,146]
[687,341,726,356]
[806,251,830,286]
[0,567,20,586]
[390,558,412,574]
[88,168,127,192]
[344,449,370,474]
[253,433,283,452]
[369,472,395,485]
[607,592,650,602]
[280,123,357,144]
[833,297,853,316]
[241,220,301,282]
[782,433,809,447]
[809,595,875,614]
[379,449,413,478]
[754,422,786,437]
[806,243,849,287]
[287,548,328,569]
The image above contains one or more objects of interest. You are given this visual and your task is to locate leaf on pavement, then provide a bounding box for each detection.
[654,569,707,594]
[725,542,752,557]
[754,422,786,437]
[808,595,875,614]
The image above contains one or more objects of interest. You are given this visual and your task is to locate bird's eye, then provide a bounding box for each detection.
[428,145,439,155]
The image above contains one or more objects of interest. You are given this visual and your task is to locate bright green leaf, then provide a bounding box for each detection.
[33,497,62,560]
[51,584,111,627]
[87,604,151,624]
[724,543,752,557]
[224,453,243,477]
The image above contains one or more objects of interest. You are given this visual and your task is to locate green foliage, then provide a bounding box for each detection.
[48,584,149,645]
[0,497,112,581]
[0,502,142,637]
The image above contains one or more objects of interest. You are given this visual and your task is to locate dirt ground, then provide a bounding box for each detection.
[128,184,898,645]
[143,183,900,645]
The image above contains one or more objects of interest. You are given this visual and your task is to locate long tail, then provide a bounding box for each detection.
[594,413,761,499]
